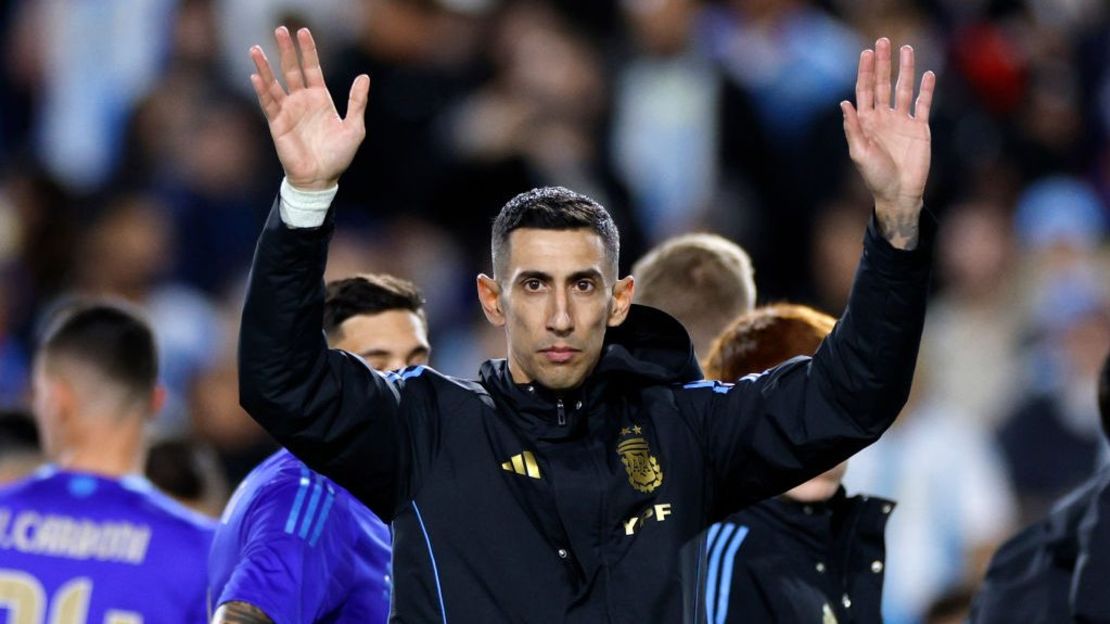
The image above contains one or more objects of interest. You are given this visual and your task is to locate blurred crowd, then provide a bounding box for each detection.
[0,0,1109,622]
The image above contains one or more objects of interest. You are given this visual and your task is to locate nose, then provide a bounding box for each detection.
[546,288,574,336]
[386,357,408,372]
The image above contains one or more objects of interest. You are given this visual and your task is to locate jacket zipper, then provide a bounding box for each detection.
[557,398,566,426]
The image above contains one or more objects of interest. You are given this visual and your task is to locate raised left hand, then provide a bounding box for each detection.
[842,38,935,250]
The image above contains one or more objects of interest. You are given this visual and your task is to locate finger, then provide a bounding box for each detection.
[856,49,874,114]
[250,46,285,103]
[250,47,285,109]
[297,28,326,89]
[841,100,865,159]
[894,45,915,114]
[275,26,305,91]
[344,74,371,133]
[874,37,892,109]
[250,74,279,120]
[914,70,936,121]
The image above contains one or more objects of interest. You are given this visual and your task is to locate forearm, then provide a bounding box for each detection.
[813,209,933,431]
[238,184,335,426]
[212,602,274,624]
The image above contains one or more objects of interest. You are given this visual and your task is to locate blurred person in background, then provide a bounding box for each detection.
[0,409,41,484]
[921,199,1022,428]
[9,0,177,192]
[971,348,1110,623]
[998,176,1110,523]
[209,274,429,624]
[842,354,1018,624]
[441,0,646,272]
[145,437,230,518]
[632,233,757,358]
[73,193,223,436]
[700,304,893,624]
[612,0,723,241]
[0,301,213,622]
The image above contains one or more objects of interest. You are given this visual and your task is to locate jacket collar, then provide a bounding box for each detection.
[479,305,702,439]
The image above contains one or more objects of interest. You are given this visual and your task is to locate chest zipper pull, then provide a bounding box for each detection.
[557,398,566,426]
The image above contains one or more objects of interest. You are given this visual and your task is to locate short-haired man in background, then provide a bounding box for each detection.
[0,302,214,622]
[209,274,429,624]
[701,304,892,623]
[632,233,756,357]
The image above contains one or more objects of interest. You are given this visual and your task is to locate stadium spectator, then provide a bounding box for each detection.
[0,301,213,621]
[209,274,429,624]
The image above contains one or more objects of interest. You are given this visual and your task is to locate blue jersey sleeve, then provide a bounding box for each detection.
[215,468,347,623]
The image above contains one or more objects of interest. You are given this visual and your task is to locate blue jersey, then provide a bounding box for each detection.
[208,450,391,623]
[0,466,215,623]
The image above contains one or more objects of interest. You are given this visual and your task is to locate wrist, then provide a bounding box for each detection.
[287,177,340,192]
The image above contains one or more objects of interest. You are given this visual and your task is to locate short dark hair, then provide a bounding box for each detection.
[38,301,158,396]
[1099,349,1110,439]
[323,274,426,337]
[491,187,620,277]
[0,409,39,455]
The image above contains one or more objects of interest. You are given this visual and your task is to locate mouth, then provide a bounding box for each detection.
[539,346,580,364]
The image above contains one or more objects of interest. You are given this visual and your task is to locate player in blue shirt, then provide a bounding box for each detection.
[209,274,431,623]
[0,301,215,623]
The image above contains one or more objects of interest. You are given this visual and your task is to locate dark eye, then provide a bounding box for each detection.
[575,279,595,293]
[523,279,543,292]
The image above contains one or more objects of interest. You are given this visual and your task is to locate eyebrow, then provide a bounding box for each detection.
[516,269,604,283]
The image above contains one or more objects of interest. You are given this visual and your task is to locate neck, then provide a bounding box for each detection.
[54,417,145,478]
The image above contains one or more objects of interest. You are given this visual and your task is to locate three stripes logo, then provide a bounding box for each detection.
[284,466,337,547]
[501,451,542,479]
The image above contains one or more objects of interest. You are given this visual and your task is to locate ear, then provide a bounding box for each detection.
[608,275,635,327]
[476,274,506,327]
[148,385,167,422]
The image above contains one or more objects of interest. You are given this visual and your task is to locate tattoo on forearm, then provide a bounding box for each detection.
[877,210,920,250]
[213,601,274,624]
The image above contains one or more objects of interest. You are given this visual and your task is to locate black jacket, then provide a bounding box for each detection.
[238,198,932,623]
[971,467,1110,624]
[704,489,893,624]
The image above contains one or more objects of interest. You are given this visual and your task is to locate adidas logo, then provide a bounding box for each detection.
[501,451,542,479]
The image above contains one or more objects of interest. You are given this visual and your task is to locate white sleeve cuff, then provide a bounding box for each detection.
[278,177,338,228]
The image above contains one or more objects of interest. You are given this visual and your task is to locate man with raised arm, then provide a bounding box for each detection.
[239,26,935,623]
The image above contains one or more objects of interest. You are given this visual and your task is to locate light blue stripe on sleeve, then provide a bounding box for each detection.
[298,475,324,539]
[715,525,749,624]
[283,466,312,534]
[704,523,736,623]
[308,487,337,547]
[413,501,448,624]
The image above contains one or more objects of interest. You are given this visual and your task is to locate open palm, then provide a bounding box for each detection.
[249,27,369,190]
[842,39,935,248]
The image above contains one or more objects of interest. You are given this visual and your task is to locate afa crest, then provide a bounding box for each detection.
[617,435,663,493]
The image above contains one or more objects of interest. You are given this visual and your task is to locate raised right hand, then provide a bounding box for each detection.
[249,27,369,190]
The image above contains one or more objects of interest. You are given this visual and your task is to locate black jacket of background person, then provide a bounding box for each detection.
[238,198,933,623]
[705,488,893,624]
[971,466,1110,624]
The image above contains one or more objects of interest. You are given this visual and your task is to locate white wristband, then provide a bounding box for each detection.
[278,177,338,228]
